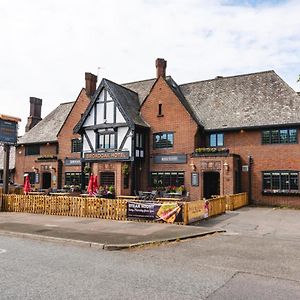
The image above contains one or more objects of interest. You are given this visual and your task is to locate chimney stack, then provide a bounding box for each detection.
[155,58,167,78]
[85,72,97,97]
[25,97,42,132]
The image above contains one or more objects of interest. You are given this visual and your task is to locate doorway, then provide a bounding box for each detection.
[203,171,220,199]
[42,172,51,189]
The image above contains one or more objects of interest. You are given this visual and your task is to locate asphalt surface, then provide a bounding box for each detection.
[0,207,300,299]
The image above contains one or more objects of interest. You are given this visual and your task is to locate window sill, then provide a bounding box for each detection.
[262,191,300,196]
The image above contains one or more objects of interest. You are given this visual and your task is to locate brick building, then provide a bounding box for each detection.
[75,58,300,207]
[15,59,300,207]
[15,73,96,190]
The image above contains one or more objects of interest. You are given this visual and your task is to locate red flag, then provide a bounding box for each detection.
[87,174,94,195]
[93,175,98,195]
[23,175,31,195]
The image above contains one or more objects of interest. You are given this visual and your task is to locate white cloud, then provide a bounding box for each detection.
[0,0,299,134]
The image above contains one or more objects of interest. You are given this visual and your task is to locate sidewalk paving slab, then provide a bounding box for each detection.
[0,212,224,250]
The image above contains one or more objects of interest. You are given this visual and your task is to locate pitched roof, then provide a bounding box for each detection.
[18,102,74,144]
[74,78,149,133]
[180,70,300,130]
[122,78,156,105]
[0,145,15,170]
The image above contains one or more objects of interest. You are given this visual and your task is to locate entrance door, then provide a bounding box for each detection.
[42,172,51,189]
[203,172,220,199]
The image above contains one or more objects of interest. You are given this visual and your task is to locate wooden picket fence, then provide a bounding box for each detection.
[226,193,248,211]
[1,192,248,225]
[1,194,127,220]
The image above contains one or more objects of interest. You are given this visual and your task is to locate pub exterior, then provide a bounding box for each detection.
[15,58,300,207]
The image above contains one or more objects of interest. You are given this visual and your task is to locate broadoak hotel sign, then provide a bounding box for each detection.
[84,151,130,161]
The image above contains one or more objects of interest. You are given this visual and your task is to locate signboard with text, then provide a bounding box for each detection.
[84,151,130,161]
[127,202,183,223]
[65,158,82,166]
[0,119,17,144]
[153,154,187,164]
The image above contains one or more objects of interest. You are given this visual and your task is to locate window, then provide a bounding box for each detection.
[97,132,116,150]
[158,103,163,116]
[135,132,144,158]
[262,128,297,144]
[153,132,174,149]
[100,172,115,186]
[263,171,299,194]
[151,171,184,188]
[209,133,224,147]
[65,172,89,187]
[71,139,82,153]
[25,145,40,156]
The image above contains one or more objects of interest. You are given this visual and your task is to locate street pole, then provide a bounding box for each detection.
[3,144,10,194]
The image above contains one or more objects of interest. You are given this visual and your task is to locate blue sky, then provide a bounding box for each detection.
[0,0,299,134]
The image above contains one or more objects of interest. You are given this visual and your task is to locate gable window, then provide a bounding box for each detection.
[209,133,224,147]
[97,131,116,150]
[71,138,82,153]
[135,132,144,158]
[158,103,163,116]
[153,132,174,149]
[25,144,40,156]
[263,171,299,194]
[262,128,297,144]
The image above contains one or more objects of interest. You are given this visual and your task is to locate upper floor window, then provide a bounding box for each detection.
[97,131,116,150]
[262,128,297,144]
[263,171,299,194]
[153,132,174,149]
[135,132,144,158]
[25,144,40,156]
[209,133,224,147]
[71,138,82,153]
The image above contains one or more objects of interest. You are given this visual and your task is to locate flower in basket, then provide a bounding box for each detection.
[108,185,115,194]
[176,185,186,194]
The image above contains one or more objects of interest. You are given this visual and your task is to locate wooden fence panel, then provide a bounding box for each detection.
[226,193,248,211]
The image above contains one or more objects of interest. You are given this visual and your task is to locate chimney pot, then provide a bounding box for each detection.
[85,72,97,97]
[155,58,167,78]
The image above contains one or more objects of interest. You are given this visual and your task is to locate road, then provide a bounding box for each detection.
[1,207,300,299]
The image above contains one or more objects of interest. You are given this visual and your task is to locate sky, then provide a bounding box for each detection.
[0,0,300,134]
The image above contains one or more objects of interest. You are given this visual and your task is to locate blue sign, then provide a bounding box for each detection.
[0,119,17,144]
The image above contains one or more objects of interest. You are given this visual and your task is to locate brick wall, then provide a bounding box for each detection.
[57,89,90,187]
[224,129,300,207]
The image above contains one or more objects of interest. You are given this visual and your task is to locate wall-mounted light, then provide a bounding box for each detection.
[32,166,39,172]
[49,166,56,172]
[190,162,196,171]
[223,162,229,172]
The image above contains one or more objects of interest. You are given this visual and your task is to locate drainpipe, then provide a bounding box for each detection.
[248,156,253,204]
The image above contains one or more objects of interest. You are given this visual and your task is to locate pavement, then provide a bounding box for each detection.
[0,212,223,250]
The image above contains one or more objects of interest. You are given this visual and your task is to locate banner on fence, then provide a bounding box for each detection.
[127,202,182,223]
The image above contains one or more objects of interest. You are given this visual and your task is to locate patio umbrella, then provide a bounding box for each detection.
[93,175,98,195]
[23,174,31,195]
[87,174,94,195]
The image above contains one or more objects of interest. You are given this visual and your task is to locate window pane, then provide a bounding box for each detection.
[271,130,280,144]
[271,173,280,190]
[210,134,217,147]
[217,133,224,146]
[99,135,104,148]
[136,133,139,147]
[263,173,271,190]
[262,131,271,144]
[167,133,174,147]
[289,129,297,143]
[163,172,171,186]
[280,130,288,144]
[290,173,298,191]
[154,133,173,148]
[110,134,115,148]
[280,173,289,190]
